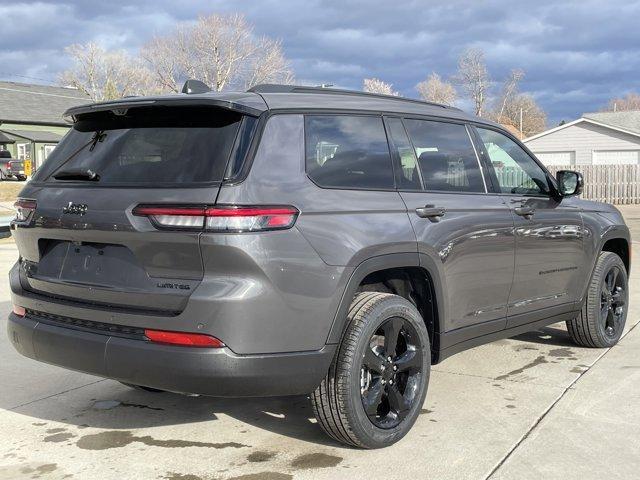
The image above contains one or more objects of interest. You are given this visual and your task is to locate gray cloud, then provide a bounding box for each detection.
[1,0,639,123]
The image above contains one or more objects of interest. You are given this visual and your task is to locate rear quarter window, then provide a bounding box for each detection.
[304,115,394,189]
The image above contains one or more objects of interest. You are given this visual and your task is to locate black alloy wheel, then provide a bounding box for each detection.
[600,265,626,338]
[360,317,423,429]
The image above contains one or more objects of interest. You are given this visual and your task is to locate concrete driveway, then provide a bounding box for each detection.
[1,208,639,480]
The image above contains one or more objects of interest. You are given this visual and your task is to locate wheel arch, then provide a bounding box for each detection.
[578,227,631,306]
[326,253,445,363]
[601,235,630,273]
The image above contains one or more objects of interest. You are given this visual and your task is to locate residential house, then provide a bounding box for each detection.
[0,81,89,170]
[523,111,640,166]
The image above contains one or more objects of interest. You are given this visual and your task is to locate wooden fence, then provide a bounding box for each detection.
[545,164,640,204]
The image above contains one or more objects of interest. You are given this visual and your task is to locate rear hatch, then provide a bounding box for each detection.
[12,103,259,314]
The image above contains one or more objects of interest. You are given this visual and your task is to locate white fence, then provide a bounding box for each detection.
[546,164,640,204]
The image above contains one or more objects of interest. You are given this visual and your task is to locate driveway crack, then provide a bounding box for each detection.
[9,379,106,411]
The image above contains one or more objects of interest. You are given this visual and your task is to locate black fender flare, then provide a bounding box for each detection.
[325,252,446,345]
[579,225,631,305]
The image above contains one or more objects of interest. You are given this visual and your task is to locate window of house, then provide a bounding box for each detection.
[17,143,31,160]
[403,119,484,192]
[477,128,550,196]
[43,144,56,160]
[305,115,395,189]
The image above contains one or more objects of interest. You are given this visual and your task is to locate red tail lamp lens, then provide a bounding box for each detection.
[14,198,36,222]
[144,329,224,348]
[133,205,299,232]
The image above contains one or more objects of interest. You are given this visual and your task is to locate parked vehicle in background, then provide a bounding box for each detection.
[7,81,631,448]
[0,150,27,181]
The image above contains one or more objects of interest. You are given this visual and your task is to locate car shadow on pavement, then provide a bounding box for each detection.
[511,324,576,347]
[7,383,345,447]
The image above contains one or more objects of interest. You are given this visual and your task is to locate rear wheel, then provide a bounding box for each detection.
[567,251,628,348]
[311,292,430,448]
[17,175,27,181]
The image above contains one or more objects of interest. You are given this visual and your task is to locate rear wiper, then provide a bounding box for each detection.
[44,130,106,182]
[53,169,100,181]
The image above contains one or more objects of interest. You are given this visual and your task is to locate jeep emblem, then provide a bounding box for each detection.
[63,202,88,216]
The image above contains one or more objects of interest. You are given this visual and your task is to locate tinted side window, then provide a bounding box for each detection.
[305,115,394,189]
[404,119,484,193]
[477,128,550,196]
[386,118,422,190]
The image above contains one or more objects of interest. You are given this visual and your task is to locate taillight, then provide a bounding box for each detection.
[14,198,36,222]
[12,305,26,317]
[133,205,299,232]
[144,329,224,348]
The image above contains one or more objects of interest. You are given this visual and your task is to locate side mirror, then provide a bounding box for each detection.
[556,170,583,197]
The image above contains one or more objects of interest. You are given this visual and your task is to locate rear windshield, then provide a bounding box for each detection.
[33,106,250,186]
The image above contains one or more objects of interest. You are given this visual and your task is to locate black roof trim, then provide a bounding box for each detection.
[248,84,462,112]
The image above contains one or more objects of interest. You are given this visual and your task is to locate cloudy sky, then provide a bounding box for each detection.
[1,0,639,124]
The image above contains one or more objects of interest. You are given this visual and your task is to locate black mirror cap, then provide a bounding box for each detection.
[556,170,583,197]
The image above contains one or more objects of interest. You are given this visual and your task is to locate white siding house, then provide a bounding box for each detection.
[524,111,640,166]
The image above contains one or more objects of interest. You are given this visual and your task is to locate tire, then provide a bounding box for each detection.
[119,382,165,393]
[567,251,628,348]
[0,170,5,181]
[311,292,431,448]
[17,175,27,181]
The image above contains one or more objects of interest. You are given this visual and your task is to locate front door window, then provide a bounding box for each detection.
[477,128,550,196]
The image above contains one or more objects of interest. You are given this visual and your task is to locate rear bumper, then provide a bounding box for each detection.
[7,312,335,397]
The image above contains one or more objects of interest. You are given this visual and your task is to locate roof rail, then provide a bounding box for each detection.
[248,84,460,111]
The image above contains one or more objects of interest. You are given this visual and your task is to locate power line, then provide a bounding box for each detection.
[0,72,56,84]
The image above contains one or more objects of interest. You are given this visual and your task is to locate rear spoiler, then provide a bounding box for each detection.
[63,92,268,123]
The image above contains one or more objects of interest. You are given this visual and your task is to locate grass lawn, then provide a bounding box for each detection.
[0,181,25,202]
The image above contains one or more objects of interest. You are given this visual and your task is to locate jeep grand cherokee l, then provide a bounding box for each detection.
[7,82,630,448]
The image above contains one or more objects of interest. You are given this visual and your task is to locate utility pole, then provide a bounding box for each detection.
[519,107,523,139]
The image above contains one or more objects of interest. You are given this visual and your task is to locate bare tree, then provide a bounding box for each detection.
[495,69,524,120]
[142,14,293,93]
[455,48,490,116]
[500,93,547,138]
[363,78,399,96]
[604,92,640,112]
[416,73,456,105]
[242,37,295,90]
[59,43,153,101]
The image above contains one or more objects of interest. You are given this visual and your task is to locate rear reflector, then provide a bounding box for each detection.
[133,205,299,232]
[12,305,25,317]
[144,329,225,348]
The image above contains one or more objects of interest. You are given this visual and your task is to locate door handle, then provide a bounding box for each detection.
[415,205,446,221]
[514,205,535,219]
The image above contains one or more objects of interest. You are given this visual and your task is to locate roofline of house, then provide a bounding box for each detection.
[0,84,86,101]
[0,119,68,128]
[524,117,640,143]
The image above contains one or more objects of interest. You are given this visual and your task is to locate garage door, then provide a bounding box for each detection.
[534,151,574,166]
[592,150,640,165]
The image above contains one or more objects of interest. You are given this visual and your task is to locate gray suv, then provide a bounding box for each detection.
[7,83,630,448]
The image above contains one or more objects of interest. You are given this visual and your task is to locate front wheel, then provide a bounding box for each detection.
[311,292,430,448]
[567,251,628,348]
